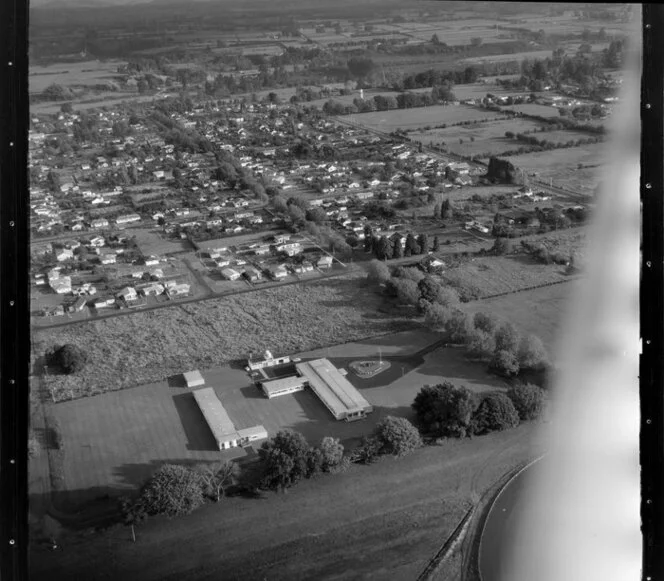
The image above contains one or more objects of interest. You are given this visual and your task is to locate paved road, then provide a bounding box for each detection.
[478,459,543,581]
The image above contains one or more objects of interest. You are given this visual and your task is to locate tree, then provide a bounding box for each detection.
[441,198,453,220]
[374,235,393,260]
[418,277,460,308]
[259,430,311,491]
[138,464,206,517]
[433,203,442,219]
[373,416,422,457]
[471,393,520,435]
[517,335,549,370]
[466,328,497,359]
[318,437,344,472]
[507,383,545,421]
[444,310,474,344]
[491,237,511,255]
[423,302,453,331]
[306,207,327,223]
[354,435,382,464]
[432,236,440,252]
[405,233,420,256]
[412,382,477,438]
[195,461,238,501]
[49,344,87,374]
[417,233,429,254]
[494,322,520,353]
[489,349,520,377]
[391,277,421,306]
[347,57,375,79]
[392,238,404,259]
[60,102,73,114]
[366,259,391,283]
[473,312,499,334]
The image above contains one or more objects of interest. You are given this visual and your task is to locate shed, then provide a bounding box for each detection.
[183,370,205,388]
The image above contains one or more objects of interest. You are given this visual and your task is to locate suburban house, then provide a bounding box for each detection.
[275,242,302,257]
[243,267,262,281]
[50,276,72,294]
[91,218,109,229]
[317,256,333,269]
[246,350,291,372]
[68,296,88,313]
[220,267,242,281]
[268,264,288,280]
[116,286,138,302]
[166,283,191,297]
[116,213,142,225]
[55,248,74,262]
[92,297,116,309]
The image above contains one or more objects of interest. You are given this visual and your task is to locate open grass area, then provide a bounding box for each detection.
[29,59,127,94]
[30,422,542,581]
[501,143,607,194]
[462,279,581,351]
[37,272,415,401]
[439,255,574,298]
[349,105,504,132]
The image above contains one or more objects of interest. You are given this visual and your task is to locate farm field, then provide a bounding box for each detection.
[506,103,563,118]
[36,271,416,401]
[407,118,546,157]
[30,422,543,581]
[462,278,581,352]
[502,143,607,194]
[133,229,194,256]
[349,105,505,132]
[439,255,576,299]
[29,59,127,94]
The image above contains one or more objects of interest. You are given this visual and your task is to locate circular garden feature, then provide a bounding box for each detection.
[349,360,391,379]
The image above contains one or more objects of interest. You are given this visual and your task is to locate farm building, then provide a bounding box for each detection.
[220,267,242,281]
[295,359,373,421]
[192,387,267,450]
[317,256,333,269]
[183,370,205,388]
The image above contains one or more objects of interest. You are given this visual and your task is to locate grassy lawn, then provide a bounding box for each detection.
[349,105,504,131]
[36,272,415,401]
[29,423,544,581]
[461,279,581,352]
[501,142,608,194]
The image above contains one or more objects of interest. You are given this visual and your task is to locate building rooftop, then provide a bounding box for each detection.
[192,387,237,439]
[295,358,372,417]
[261,375,307,397]
[183,370,205,386]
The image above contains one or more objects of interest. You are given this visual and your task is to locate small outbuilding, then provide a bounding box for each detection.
[184,370,205,388]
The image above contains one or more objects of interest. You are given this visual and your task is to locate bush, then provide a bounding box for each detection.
[489,349,520,377]
[259,430,311,491]
[423,302,454,331]
[138,464,206,517]
[507,383,545,421]
[412,382,477,438]
[366,259,391,284]
[353,435,383,464]
[473,312,499,334]
[49,344,88,374]
[444,310,475,344]
[466,328,496,359]
[391,277,421,306]
[318,437,344,472]
[373,416,422,456]
[517,334,549,370]
[494,322,520,353]
[471,392,520,435]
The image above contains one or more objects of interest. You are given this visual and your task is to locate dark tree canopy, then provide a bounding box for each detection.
[138,464,206,517]
[412,382,477,438]
[373,416,422,456]
[471,392,520,435]
[259,430,311,490]
[50,344,88,374]
[507,383,545,421]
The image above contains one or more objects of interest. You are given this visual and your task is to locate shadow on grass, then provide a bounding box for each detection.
[171,392,220,452]
[167,374,187,388]
[239,384,265,400]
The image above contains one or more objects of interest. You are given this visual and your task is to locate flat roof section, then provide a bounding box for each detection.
[184,370,205,387]
[295,358,373,418]
[192,388,237,443]
[261,375,307,397]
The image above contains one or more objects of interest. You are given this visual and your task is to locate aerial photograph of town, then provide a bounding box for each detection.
[26,1,636,580]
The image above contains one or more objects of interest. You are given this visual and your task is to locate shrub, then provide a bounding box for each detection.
[517,334,549,370]
[412,382,477,438]
[471,393,520,435]
[489,349,520,377]
[391,277,421,306]
[466,328,496,359]
[494,322,520,353]
[444,310,475,344]
[138,464,206,517]
[318,437,344,472]
[507,383,545,421]
[49,344,88,374]
[354,435,383,464]
[423,302,454,331]
[259,430,311,491]
[473,312,499,334]
[366,259,391,283]
[373,416,422,456]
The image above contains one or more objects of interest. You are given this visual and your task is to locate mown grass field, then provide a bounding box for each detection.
[349,104,504,131]
[462,279,580,351]
[30,423,543,581]
[29,59,127,94]
[37,272,414,401]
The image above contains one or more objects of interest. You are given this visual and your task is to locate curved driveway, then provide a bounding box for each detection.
[478,458,543,581]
